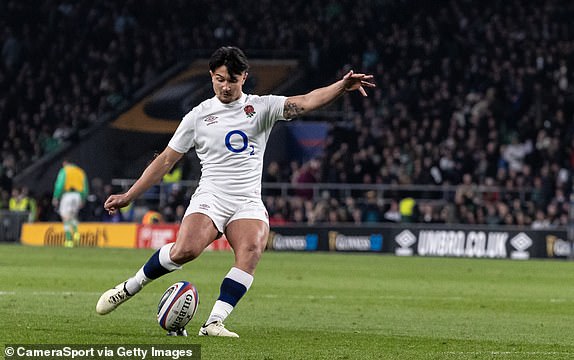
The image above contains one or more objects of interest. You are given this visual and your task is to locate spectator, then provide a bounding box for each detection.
[292,159,320,200]
[399,197,416,223]
[142,208,163,224]
[262,161,283,196]
[383,199,401,223]
[8,186,37,222]
[502,134,533,172]
[361,191,382,223]
[531,209,551,229]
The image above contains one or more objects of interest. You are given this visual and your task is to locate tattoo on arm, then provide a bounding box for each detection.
[284,99,305,119]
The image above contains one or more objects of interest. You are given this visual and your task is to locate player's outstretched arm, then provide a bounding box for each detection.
[283,70,375,119]
[104,146,183,214]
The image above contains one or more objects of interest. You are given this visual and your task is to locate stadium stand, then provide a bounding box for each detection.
[0,0,572,227]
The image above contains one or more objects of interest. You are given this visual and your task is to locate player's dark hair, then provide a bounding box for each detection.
[209,46,249,79]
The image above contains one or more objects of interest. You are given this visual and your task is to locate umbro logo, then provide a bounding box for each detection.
[510,232,532,251]
[395,230,416,256]
[396,230,416,248]
[510,232,532,260]
[204,115,218,126]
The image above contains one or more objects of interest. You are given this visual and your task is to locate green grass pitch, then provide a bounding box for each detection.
[1,243,574,359]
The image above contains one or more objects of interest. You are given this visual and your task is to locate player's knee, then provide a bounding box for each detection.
[235,243,263,274]
[242,240,264,259]
[170,243,202,264]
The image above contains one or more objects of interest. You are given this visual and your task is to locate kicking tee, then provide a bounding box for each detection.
[168,93,289,197]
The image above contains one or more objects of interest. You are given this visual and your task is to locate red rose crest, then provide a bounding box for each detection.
[244,105,256,118]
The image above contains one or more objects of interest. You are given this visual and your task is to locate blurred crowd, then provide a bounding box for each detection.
[260,0,574,227]
[1,0,573,227]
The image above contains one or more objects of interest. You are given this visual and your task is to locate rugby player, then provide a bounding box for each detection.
[96,46,374,337]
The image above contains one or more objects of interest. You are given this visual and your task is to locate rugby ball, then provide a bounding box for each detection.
[157,281,199,331]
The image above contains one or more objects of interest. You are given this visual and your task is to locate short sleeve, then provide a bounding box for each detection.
[258,95,289,131]
[265,95,288,122]
[168,109,197,153]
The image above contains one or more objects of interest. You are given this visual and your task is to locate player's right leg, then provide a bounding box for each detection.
[95,213,218,315]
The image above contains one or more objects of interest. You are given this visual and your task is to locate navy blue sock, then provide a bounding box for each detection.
[206,267,254,324]
[143,249,171,279]
[218,278,248,306]
[125,243,182,295]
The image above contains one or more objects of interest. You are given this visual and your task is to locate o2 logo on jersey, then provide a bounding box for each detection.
[225,130,255,155]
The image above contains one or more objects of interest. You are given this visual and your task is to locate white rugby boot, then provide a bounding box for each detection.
[167,328,188,337]
[96,281,133,315]
[198,321,239,338]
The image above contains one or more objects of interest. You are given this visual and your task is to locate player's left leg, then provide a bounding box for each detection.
[200,219,268,338]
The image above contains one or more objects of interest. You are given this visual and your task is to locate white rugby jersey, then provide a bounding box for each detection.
[168,93,289,197]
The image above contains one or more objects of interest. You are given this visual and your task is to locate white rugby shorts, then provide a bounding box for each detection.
[59,192,82,220]
[184,189,269,233]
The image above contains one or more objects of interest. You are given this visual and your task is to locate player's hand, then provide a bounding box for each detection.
[342,70,376,96]
[104,193,131,215]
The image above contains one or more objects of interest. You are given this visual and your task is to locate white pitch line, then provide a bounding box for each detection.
[440,351,571,356]
[261,293,573,303]
[263,294,337,300]
[0,291,100,296]
[1,291,572,305]
[376,294,574,303]
[379,295,464,301]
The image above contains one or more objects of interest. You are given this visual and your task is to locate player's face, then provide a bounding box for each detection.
[210,66,247,104]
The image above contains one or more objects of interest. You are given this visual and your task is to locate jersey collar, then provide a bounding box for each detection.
[216,93,247,107]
